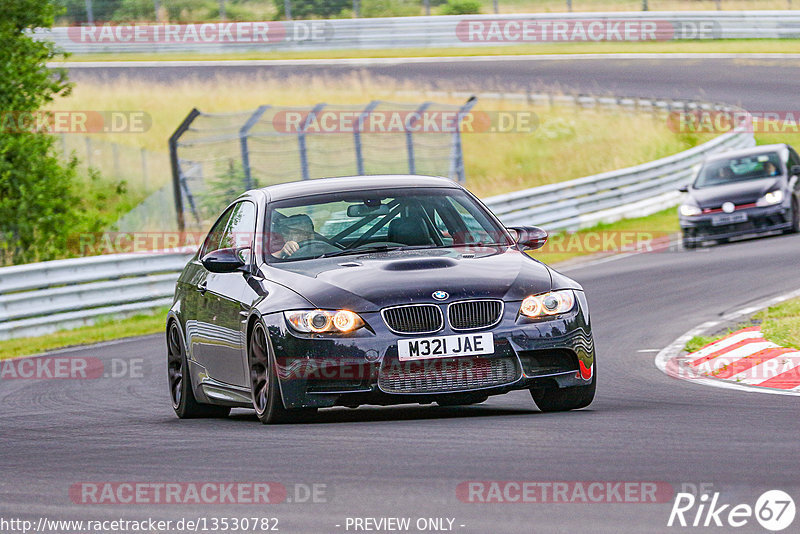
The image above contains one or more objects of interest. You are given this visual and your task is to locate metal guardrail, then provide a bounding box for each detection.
[0,252,192,340]
[0,91,756,341]
[36,11,800,54]
[484,130,754,231]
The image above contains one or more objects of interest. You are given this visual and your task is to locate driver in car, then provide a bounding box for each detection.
[271,214,315,259]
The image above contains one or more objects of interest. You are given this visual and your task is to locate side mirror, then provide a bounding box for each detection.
[507,226,548,250]
[201,247,249,273]
[678,185,689,193]
[790,165,800,177]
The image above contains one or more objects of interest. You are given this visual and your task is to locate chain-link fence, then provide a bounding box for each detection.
[167,97,476,231]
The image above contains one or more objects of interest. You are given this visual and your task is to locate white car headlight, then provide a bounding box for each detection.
[284,310,365,334]
[520,290,575,318]
[680,204,702,217]
[758,190,784,206]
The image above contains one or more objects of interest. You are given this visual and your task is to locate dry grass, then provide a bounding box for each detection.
[53,73,708,196]
[483,0,797,12]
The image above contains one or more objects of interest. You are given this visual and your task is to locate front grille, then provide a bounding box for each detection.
[378,356,519,393]
[448,300,503,331]
[382,304,443,334]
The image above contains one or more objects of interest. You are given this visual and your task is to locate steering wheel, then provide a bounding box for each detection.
[293,239,343,257]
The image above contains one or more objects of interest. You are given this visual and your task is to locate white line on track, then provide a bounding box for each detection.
[50,53,800,69]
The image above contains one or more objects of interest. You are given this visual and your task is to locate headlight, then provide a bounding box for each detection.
[758,190,784,206]
[679,204,702,217]
[284,310,365,334]
[520,290,575,318]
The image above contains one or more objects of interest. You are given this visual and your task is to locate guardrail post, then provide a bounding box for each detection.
[450,96,477,184]
[354,100,380,176]
[239,105,269,190]
[406,102,431,175]
[169,108,201,232]
[299,103,325,181]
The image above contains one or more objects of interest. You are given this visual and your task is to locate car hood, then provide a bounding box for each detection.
[690,177,782,208]
[261,246,565,312]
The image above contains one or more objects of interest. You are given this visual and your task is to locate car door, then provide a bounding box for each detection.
[192,200,256,388]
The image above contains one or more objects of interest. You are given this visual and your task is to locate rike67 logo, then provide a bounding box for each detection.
[668,489,795,531]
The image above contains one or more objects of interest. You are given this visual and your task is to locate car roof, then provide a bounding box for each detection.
[704,143,790,163]
[256,175,460,202]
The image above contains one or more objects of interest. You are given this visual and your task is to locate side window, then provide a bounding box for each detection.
[220,201,256,250]
[202,201,256,256]
[789,148,800,172]
[201,208,234,257]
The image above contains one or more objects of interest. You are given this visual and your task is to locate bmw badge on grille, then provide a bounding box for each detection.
[432,291,449,301]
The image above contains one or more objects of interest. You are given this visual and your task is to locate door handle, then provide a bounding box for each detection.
[197,281,208,295]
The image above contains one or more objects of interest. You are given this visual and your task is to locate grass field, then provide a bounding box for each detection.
[685,297,800,353]
[62,39,800,63]
[0,308,169,360]
[54,74,710,197]
[54,0,800,25]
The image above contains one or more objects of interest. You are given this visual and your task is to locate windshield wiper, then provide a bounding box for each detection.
[320,244,404,258]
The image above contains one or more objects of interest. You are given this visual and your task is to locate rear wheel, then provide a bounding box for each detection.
[167,321,231,419]
[530,371,596,412]
[249,322,316,424]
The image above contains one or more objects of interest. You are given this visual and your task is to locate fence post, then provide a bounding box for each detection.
[450,96,477,184]
[169,108,201,232]
[406,102,431,175]
[354,100,380,176]
[239,105,269,190]
[298,103,325,180]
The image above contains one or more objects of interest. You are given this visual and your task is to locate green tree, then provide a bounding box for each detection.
[0,0,82,265]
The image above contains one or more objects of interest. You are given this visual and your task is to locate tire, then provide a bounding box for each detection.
[530,370,596,412]
[682,236,696,250]
[786,197,800,234]
[249,322,317,424]
[167,321,231,419]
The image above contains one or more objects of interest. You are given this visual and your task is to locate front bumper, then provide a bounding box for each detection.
[262,293,595,409]
[680,204,792,244]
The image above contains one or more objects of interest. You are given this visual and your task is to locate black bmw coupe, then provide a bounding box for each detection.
[166,175,595,423]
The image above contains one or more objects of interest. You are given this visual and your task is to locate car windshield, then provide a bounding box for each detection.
[265,187,511,262]
[694,152,782,189]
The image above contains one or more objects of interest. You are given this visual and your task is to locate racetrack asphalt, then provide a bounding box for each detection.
[1,56,799,533]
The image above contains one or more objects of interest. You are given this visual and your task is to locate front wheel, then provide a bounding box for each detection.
[167,321,231,419]
[249,323,316,424]
[530,371,596,412]
[786,198,800,234]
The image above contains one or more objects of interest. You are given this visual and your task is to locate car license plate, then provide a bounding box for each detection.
[711,212,747,226]
[397,332,494,361]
